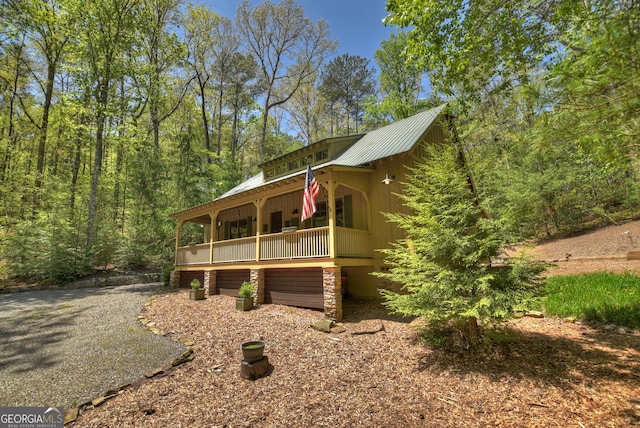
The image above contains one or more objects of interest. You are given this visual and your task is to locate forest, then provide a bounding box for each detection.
[0,0,638,284]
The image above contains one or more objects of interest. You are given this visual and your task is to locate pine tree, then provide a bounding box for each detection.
[375,141,544,348]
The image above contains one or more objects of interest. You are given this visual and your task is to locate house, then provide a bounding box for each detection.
[170,104,454,321]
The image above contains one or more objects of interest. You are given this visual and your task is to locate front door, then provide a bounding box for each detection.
[270,211,282,233]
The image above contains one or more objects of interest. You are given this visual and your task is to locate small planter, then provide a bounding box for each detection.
[236,281,255,311]
[190,289,205,300]
[236,297,253,311]
[241,340,265,363]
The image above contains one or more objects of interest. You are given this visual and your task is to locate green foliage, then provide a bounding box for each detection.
[319,53,376,133]
[544,273,640,330]
[190,278,201,290]
[366,32,435,124]
[375,142,545,347]
[462,82,640,239]
[239,280,254,299]
[0,215,91,284]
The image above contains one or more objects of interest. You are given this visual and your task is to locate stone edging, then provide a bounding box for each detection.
[1,273,162,294]
[64,294,195,425]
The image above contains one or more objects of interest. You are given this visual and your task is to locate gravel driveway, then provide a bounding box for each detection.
[0,283,186,409]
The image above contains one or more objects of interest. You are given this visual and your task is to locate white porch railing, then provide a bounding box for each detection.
[336,227,373,258]
[212,236,256,263]
[260,227,330,260]
[176,243,210,265]
[176,227,372,265]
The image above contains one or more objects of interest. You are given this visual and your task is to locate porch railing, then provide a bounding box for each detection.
[176,227,373,265]
[176,243,210,265]
[260,227,330,260]
[213,236,256,263]
[336,227,372,258]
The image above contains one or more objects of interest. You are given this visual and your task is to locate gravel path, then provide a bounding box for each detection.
[0,283,186,409]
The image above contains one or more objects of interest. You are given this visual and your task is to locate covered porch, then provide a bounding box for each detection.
[173,180,373,267]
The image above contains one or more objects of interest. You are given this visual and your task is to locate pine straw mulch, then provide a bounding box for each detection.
[71,291,640,427]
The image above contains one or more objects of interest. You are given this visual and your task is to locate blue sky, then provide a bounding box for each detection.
[205,0,397,67]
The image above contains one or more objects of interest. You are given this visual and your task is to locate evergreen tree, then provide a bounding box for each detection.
[375,141,545,348]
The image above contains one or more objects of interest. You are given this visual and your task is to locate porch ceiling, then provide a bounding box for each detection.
[184,215,211,224]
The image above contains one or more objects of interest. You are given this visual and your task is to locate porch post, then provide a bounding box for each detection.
[209,210,219,264]
[326,180,337,258]
[323,266,342,321]
[255,199,267,262]
[174,219,184,266]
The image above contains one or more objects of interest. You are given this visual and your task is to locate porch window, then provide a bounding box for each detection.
[224,216,253,239]
[335,194,353,228]
[313,201,328,227]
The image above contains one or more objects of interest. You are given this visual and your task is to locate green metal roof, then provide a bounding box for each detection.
[331,104,446,166]
[217,103,447,200]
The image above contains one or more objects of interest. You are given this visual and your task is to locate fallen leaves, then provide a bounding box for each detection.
[69,294,640,427]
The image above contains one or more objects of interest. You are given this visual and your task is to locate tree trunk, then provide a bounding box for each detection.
[35,61,57,191]
[87,78,109,249]
[465,316,482,345]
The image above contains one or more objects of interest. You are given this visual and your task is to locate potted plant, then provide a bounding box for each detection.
[189,279,205,300]
[236,281,254,311]
[241,340,265,362]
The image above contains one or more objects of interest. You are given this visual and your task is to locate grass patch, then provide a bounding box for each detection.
[544,272,640,330]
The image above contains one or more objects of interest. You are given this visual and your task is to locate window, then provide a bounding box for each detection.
[313,201,328,227]
[224,216,253,239]
[302,154,313,165]
[265,169,275,179]
[335,195,353,227]
[276,164,287,175]
[315,149,328,162]
[288,159,300,171]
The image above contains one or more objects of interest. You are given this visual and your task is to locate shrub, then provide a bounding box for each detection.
[239,281,254,299]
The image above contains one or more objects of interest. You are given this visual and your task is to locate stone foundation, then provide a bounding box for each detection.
[250,268,265,305]
[323,267,342,322]
[204,271,216,295]
[169,270,180,289]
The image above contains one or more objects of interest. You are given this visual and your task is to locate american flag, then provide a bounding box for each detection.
[301,165,320,222]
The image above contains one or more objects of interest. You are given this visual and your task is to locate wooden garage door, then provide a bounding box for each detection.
[216,270,250,297]
[264,268,324,309]
[179,271,204,289]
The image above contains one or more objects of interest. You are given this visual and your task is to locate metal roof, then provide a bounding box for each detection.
[332,104,447,166]
[197,104,447,206]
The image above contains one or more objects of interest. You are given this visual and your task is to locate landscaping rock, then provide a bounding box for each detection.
[525,311,544,318]
[64,407,79,424]
[311,319,334,333]
[91,397,106,407]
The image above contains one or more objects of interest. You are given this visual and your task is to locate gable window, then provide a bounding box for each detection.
[315,149,328,162]
[288,159,300,171]
[302,154,313,166]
